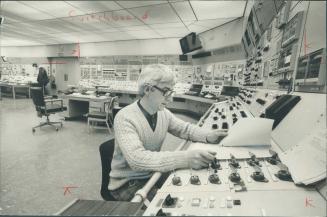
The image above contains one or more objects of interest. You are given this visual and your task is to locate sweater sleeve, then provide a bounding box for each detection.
[114,112,189,172]
[165,109,208,143]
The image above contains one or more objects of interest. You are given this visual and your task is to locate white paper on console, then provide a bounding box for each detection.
[221,118,274,147]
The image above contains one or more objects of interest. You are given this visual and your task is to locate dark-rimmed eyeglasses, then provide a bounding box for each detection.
[152,85,175,97]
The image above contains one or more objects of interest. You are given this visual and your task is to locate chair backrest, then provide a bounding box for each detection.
[104,96,118,118]
[30,87,45,108]
[99,138,116,201]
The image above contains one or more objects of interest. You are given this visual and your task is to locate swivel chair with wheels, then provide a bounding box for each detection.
[99,138,117,201]
[30,87,67,132]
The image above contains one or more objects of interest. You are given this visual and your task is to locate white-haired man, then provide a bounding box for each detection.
[109,64,227,201]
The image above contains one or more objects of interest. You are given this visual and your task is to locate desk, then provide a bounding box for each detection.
[63,93,111,119]
[64,91,223,120]
[105,90,221,118]
[0,82,31,99]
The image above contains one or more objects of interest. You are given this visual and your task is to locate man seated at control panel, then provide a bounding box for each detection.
[109,64,228,201]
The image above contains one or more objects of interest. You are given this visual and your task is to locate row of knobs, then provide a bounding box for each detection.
[171,156,292,186]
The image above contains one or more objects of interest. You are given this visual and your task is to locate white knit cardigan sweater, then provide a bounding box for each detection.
[108,101,208,190]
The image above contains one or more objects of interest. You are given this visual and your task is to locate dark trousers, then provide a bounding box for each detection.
[109,173,169,201]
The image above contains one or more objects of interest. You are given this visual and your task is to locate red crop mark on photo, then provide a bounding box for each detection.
[305,197,315,208]
[142,11,149,20]
[303,30,312,57]
[63,186,78,196]
[72,41,80,58]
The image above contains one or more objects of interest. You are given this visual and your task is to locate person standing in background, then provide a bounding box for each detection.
[37,67,49,95]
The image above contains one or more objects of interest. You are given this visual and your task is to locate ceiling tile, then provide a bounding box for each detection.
[0,38,43,46]
[154,27,190,38]
[66,1,122,13]
[101,32,136,41]
[1,23,45,36]
[171,1,196,22]
[117,1,167,9]
[77,34,108,43]
[1,1,54,22]
[61,15,117,32]
[187,18,235,33]
[118,25,152,32]
[122,29,161,39]
[33,19,78,33]
[149,22,185,29]
[190,1,246,20]
[105,10,145,27]
[128,3,180,24]
[20,1,85,18]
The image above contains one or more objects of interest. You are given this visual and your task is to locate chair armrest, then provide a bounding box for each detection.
[45,99,63,103]
[44,95,53,100]
[44,99,64,109]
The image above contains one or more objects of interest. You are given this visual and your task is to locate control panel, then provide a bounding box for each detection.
[143,88,326,216]
[144,149,325,216]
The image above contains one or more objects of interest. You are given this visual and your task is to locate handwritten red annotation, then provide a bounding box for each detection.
[68,10,149,23]
[63,186,78,196]
[71,41,80,58]
[305,197,315,208]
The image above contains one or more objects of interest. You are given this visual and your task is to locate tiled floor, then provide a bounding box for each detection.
[0,97,198,215]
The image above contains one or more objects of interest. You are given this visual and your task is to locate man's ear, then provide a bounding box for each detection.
[144,86,151,95]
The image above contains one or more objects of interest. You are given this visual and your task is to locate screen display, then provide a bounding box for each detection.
[179,32,202,54]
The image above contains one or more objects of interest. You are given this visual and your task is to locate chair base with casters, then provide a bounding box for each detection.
[99,139,117,201]
[32,115,63,132]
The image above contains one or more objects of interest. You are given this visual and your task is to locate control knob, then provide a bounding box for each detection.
[190,175,201,185]
[209,173,221,184]
[251,171,268,182]
[172,176,181,185]
[275,170,293,182]
[229,172,241,183]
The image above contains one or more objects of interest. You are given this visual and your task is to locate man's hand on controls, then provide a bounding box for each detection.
[187,150,216,170]
[206,129,228,144]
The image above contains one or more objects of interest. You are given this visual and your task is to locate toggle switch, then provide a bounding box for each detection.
[240,111,247,118]
[191,198,201,206]
[226,196,233,208]
[209,196,215,208]
[163,194,177,208]
[211,157,221,169]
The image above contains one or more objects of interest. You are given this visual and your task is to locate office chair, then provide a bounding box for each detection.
[30,87,67,133]
[87,96,118,134]
[99,138,117,201]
